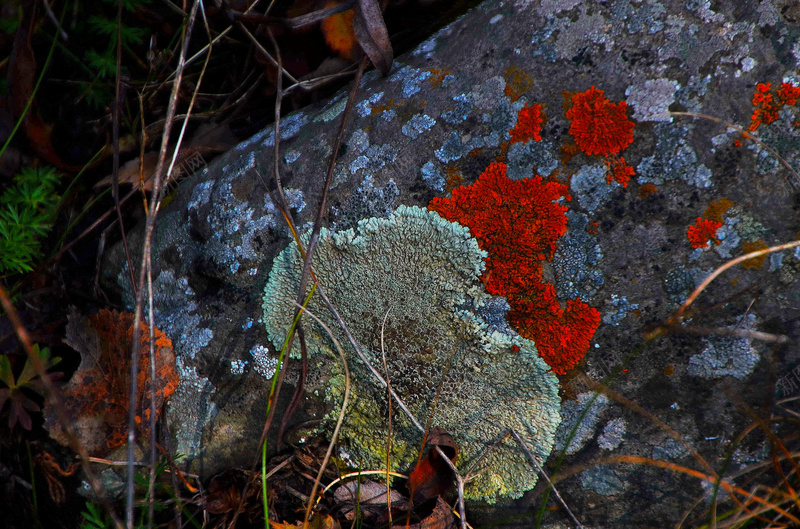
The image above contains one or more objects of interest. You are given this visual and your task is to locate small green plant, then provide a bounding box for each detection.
[80,500,112,529]
[0,345,61,430]
[0,166,60,275]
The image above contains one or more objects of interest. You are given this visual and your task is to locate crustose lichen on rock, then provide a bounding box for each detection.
[262,205,561,502]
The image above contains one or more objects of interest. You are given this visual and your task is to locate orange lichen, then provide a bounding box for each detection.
[605,156,635,188]
[566,86,635,157]
[741,240,769,269]
[638,182,658,199]
[370,98,396,116]
[560,141,582,165]
[703,197,734,223]
[320,2,357,60]
[428,67,453,88]
[509,103,546,144]
[748,81,800,131]
[687,217,723,248]
[504,66,535,101]
[429,162,600,375]
[444,166,463,191]
[778,82,800,105]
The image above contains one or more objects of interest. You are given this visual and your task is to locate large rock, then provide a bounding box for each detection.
[103,0,800,525]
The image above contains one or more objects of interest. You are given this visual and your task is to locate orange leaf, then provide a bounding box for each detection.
[407,427,458,506]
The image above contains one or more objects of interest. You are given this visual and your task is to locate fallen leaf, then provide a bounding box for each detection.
[352,0,393,74]
[8,2,80,170]
[43,308,179,456]
[407,427,458,505]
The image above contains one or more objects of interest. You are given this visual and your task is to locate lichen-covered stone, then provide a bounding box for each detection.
[262,205,561,502]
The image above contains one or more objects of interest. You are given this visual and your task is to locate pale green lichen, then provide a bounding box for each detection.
[262,205,561,502]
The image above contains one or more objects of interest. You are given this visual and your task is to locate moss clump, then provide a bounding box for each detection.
[263,205,561,502]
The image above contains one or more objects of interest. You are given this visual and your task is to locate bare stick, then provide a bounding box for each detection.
[380,308,394,526]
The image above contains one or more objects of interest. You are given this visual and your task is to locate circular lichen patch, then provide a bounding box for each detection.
[262,205,561,502]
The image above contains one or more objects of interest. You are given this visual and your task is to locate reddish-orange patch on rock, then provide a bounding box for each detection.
[509,104,546,144]
[605,156,635,188]
[687,217,723,249]
[429,162,599,374]
[566,86,635,157]
[748,81,800,131]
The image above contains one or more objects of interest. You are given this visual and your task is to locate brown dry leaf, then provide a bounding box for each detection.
[352,0,393,74]
[393,497,455,529]
[43,308,179,456]
[320,1,358,60]
[270,514,341,529]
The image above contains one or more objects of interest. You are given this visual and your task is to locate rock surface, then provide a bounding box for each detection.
[102,0,800,526]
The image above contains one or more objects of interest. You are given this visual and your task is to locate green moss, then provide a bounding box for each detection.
[263,205,561,502]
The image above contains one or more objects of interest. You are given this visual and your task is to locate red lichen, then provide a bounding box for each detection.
[778,82,800,106]
[605,156,635,188]
[507,283,600,374]
[687,217,722,249]
[748,81,800,131]
[566,86,635,157]
[429,162,600,375]
[509,103,546,144]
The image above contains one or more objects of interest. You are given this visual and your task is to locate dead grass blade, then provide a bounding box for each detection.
[294,304,351,527]
[662,239,800,328]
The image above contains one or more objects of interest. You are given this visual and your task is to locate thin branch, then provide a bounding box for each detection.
[669,111,800,187]
[113,0,137,298]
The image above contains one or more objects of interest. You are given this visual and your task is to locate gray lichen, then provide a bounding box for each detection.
[638,123,713,188]
[687,315,761,380]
